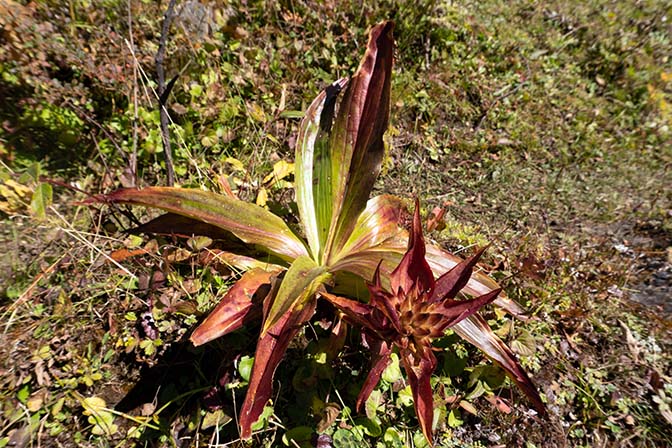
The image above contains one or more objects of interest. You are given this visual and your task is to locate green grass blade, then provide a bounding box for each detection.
[30,182,52,218]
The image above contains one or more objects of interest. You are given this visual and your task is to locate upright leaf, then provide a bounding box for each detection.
[31,182,52,218]
[85,187,308,262]
[295,78,348,261]
[389,198,433,297]
[322,21,395,263]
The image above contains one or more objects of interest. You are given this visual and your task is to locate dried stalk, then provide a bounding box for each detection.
[156,0,178,185]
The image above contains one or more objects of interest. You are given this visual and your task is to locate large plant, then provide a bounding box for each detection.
[87,21,543,440]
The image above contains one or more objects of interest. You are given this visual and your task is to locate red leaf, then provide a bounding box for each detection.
[239,300,316,438]
[432,288,501,334]
[452,315,546,416]
[426,205,446,232]
[325,21,395,261]
[485,395,513,414]
[425,243,528,318]
[190,268,280,346]
[334,194,407,259]
[401,346,437,445]
[130,212,236,240]
[430,246,487,302]
[355,338,393,412]
[84,187,308,262]
[368,263,403,332]
[319,291,378,333]
[108,247,149,262]
[390,199,433,297]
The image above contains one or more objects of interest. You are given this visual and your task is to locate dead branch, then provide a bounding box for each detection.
[155,0,178,186]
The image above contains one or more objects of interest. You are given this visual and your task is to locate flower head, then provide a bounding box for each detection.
[321,199,501,444]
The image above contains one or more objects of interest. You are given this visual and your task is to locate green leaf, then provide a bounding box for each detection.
[365,389,383,420]
[447,409,463,428]
[314,351,327,364]
[355,416,382,437]
[17,384,30,404]
[397,385,414,408]
[139,339,158,356]
[186,235,213,251]
[261,255,331,335]
[295,78,348,262]
[79,395,118,436]
[442,349,467,377]
[511,329,537,356]
[201,409,232,430]
[470,365,505,390]
[383,427,404,448]
[279,110,304,119]
[51,397,65,417]
[382,352,402,383]
[412,430,431,448]
[250,404,274,431]
[238,355,254,382]
[86,187,308,262]
[466,379,489,400]
[30,182,52,218]
[333,428,365,447]
[262,160,294,187]
[25,162,41,182]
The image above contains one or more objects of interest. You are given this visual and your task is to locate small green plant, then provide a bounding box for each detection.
[86,21,541,439]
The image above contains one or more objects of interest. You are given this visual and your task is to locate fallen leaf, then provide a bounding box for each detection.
[426,206,446,232]
[109,248,149,262]
[619,320,640,362]
[485,395,512,414]
[262,160,294,187]
[317,402,340,432]
[459,400,478,415]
